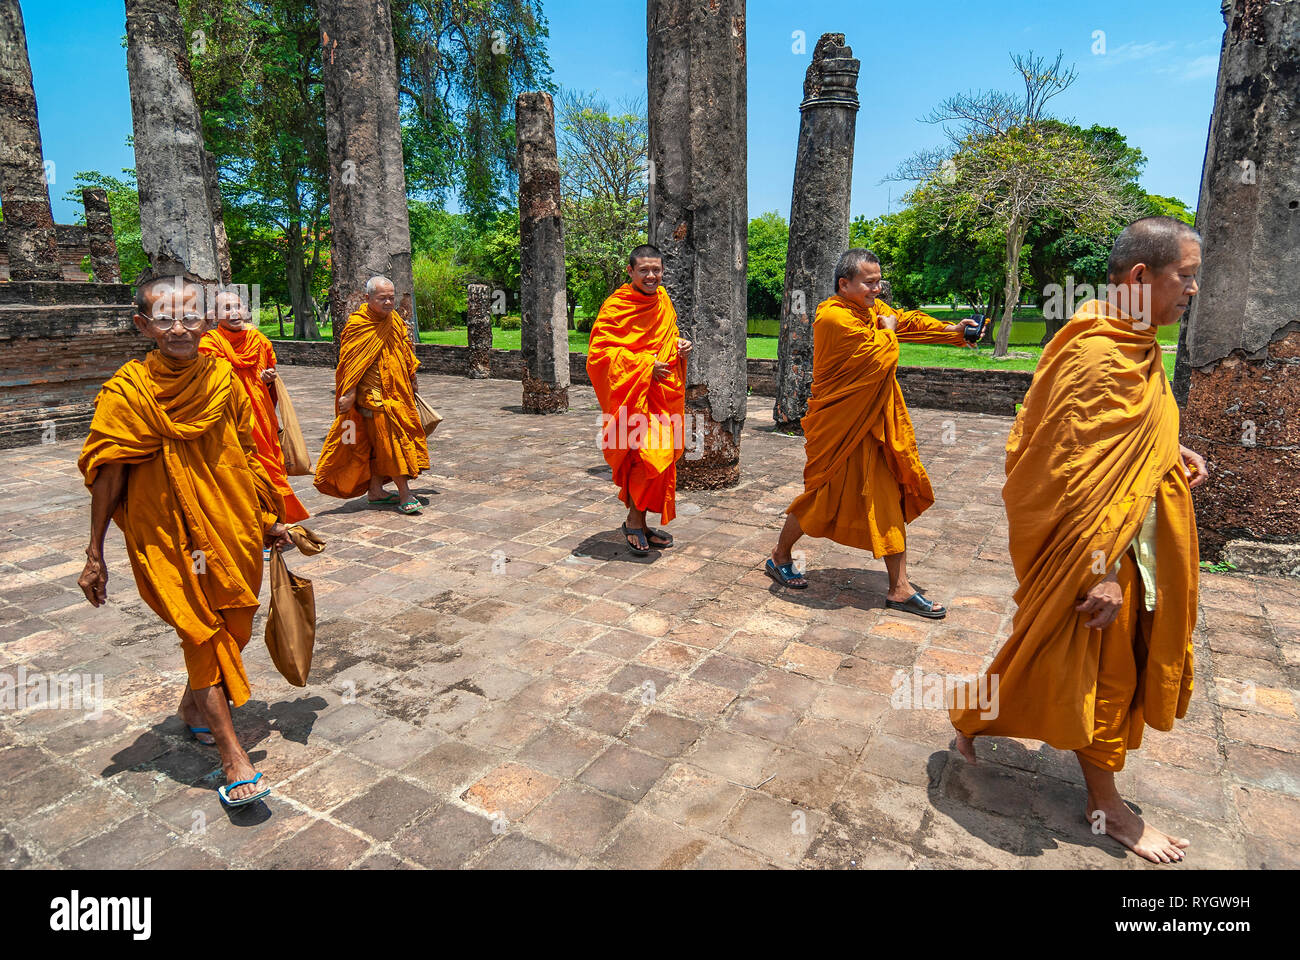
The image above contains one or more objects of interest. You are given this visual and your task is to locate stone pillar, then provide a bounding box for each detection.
[516,92,570,414]
[82,188,121,283]
[648,0,748,488]
[1178,0,1300,571]
[319,0,416,343]
[0,0,61,281]
[773,33,860,433]
[125,0,225,283]
[467,282,491,379]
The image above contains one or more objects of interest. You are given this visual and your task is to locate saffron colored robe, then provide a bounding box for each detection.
[786,296,966,557]
[78,352,285,707]
[199,326,309,522]
[950,300,1198,770]
[314,304,429,499]
[587,284,686,523]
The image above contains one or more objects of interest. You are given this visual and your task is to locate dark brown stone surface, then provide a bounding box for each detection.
[319,0,416,342]
[0,0,61,281]
[774,33,860,433]
[467,283,492,379]
[125,0,226,281]
[648,0,748,489]
[81,188,121,283]
[1178,0,1300,562]
[516,92,570,413]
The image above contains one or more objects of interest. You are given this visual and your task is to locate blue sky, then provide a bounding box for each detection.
[28,0,1224,224]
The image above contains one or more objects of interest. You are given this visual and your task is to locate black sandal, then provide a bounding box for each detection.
[645,527,673,548]
[885,592,946,620]
[621,523,651,557]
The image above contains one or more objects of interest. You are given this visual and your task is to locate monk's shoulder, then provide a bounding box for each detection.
[96,358,150,404]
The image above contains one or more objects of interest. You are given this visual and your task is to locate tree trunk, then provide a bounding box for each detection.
[993,218,1026,358]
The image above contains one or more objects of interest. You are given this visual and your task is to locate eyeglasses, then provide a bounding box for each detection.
[146,314,207,332]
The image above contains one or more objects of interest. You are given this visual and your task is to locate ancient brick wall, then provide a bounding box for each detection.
[0,281,147,448]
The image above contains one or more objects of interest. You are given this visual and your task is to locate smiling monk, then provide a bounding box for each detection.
[199,288,309,523]
[950,217,1209,864]
[78,273,291,806]
[587,245,692,556]
[766,249,976,617]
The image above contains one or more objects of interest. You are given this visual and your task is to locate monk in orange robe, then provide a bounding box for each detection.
[199,289,310,523]
[313,276,429,514]
[951,217,1208,864]
[587,245,692,555]
[78,274,290,806]
[766,249,977,617]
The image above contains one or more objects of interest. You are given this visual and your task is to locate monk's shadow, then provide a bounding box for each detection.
[585,465,613,480]
[923,741,1128,864]
[570,531,660,565]
[97,695,328,825]
[767,565,893,613]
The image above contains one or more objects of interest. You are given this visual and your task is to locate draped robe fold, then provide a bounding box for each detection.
[79,352,285,706]
[199,326,309,522]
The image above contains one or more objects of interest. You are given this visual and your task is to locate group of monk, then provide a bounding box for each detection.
[75,213,1209,863]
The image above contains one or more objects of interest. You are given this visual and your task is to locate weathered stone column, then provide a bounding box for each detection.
[319,0,416,342]
[125,0,225,283]
[516,92,571,414]
[1177,0,1300,572]
[773,33,859,433]
[467,282,491,379]
[82,188,121,283]
[648,0,748,488]
[0,0,61,281]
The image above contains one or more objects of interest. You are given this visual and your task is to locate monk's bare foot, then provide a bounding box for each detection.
[1085,799,1189,864]
[952,731,977,764]
[769,547,807,588]
[220,751,267,803]
[178,691,214,745]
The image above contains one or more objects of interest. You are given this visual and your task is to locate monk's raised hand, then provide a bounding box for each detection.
[877,312,898,332]
[1179,445,1208,488]
[1076,577,1123,629]
[652,359,674,382]
[78,552,108,607]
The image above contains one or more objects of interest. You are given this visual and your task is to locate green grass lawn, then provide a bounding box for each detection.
[261,306,1177,379]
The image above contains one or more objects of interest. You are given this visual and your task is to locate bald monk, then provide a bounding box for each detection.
[199,289,310,523]
[766,249,977,617]
[78,273,291,806]
[314,276,429,515]
[951,216,1208,864]
[587,244,692,555]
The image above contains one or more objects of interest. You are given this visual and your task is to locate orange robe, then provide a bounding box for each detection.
[586,284,686,522]
[950,300,1198,770]
[787,296,965,557]
[313,304,429,499]
[198,326,309,523]
[78,351,285,707]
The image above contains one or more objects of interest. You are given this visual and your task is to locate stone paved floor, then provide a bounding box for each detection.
[1,368,1297,870]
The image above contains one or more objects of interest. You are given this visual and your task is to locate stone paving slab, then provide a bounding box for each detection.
[0,368,1297,870]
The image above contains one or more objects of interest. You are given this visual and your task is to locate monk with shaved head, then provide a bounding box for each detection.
[950,216,1209,864]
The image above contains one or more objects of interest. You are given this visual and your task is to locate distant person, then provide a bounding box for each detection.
[314,276,428,515]
[200,288,309,522]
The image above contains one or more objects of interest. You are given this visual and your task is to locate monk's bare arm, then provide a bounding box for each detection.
[79,462,127,606]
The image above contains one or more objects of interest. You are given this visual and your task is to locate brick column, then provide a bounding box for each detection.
[467,282,491,379]
[81,188,121,283]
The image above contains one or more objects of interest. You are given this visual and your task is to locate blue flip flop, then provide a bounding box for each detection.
[765,557,808,589]
[188,725,215,745]
[885,592,947,620]
[218,772,270,807]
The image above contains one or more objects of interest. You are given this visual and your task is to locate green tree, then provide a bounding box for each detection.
[746,211,787,318]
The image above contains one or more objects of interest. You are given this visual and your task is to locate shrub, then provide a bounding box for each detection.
[412,249,467,331]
